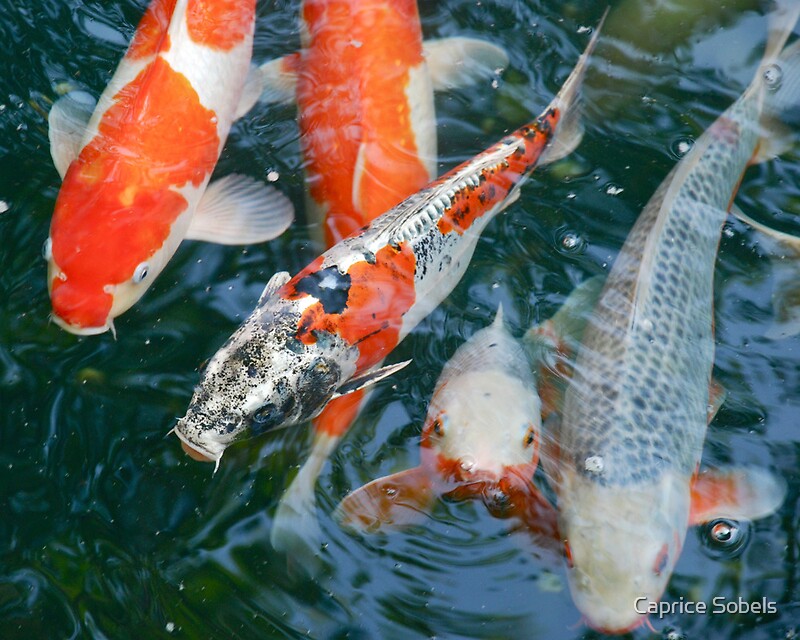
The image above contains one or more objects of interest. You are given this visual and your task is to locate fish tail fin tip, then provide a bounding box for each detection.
[540,8,608,165]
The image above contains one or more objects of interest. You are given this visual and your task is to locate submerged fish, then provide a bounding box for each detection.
[257,0,508,561]
[549,5,798,633]
[173,14,606,468]
[335,306,557,543]
[46,0,294,335]
[259,0,508,246]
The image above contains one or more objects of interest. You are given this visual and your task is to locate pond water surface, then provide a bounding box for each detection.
[1,0,799,638]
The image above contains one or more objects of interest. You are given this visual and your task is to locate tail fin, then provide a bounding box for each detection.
[540,8,608,164]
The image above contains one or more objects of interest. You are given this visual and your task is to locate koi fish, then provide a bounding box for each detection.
[336,275,606,544]
[258,0,509,246]
[256,0,507,562]
[45,0,294,335]
[334,306,557,539]
[548,5,798,632]
[173,14,606,468]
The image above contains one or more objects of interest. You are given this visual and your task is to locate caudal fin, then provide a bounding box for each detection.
[540,8,608,165]
[270,432,341,576]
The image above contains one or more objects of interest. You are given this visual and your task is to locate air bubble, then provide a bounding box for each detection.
[670,137,694,158]
[605,183,624,196]
[556,228,587,255]
[584,455,604,473]
[699,518,750,559]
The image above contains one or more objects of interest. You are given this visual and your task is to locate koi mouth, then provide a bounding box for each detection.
[171,425,220,468]
[50,312,115,337]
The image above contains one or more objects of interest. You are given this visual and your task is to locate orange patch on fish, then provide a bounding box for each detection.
[313,389,366,437]
[93,56,220,189]
[299,0,431,246]
[437,114,559,236]
[287,243,417,371]
[50,277,113,330]
[127,0,177,60]
[186,0,255,50]
[50,56,220,328]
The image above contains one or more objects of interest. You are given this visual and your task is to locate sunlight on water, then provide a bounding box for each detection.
[1,0,799,638]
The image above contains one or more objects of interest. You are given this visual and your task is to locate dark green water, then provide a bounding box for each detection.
[1,0,799,638]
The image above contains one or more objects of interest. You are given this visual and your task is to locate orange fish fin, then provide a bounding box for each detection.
[512,484,563,557]
[335,467,436,533]
[689,466,786,525]
[48,91,96,179]
[254,53,299,106]
[423,37,508,91]
[187,174,294,245]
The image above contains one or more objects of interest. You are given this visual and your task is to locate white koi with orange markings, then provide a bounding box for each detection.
[173,15,606,466]
[46,0,293,335]
[550,5,799,633]
[335,306,558,546]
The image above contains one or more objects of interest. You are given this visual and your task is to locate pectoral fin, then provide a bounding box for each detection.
[729,203,800,339]
[187,174,294,245]
[332,360,412,398]
[254,53,300,106]
[48,90,96,178]
[335,467,436,533]
[423,37,508,91]
[258,271,291,305]
[689,466,787,525]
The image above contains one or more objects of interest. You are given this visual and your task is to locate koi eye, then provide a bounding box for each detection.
[699,518,749,559]
[523,424,536,448]
[42,237,52,261]
[132,262,150,284]
[652,543,669,576]
[431,416,445,437]
[251,402,282,435]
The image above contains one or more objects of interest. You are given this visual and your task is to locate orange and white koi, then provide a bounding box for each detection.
[173,15,603,473]
[259,0,508,246]
[335,306,558,544]
[548,5,798,632]
[45,0,294,336]
[256,0,507,560]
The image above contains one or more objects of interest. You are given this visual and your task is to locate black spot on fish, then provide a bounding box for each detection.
[293,266,351,315]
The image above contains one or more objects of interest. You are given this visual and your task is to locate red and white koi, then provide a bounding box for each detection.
[45,0,294,335]
[335,306,558,545]
[173,15,605,466]
[256,0,507,560]
[259,0,508,246]
[548,5,798,632]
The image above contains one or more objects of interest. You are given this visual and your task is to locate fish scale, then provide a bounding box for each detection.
[562,97,760,488]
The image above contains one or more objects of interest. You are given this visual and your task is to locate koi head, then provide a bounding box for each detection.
[46,159,190,335]
[174,300,360,464]
[558,468,688,633]
[425,370,540,482]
